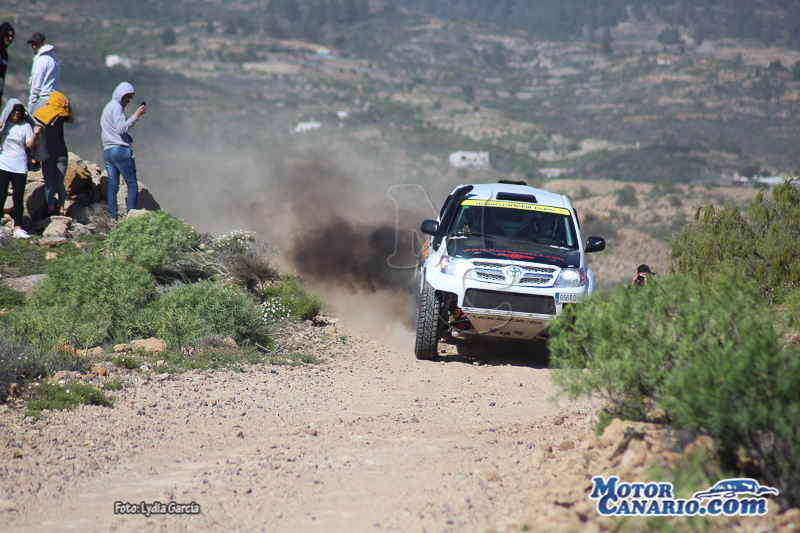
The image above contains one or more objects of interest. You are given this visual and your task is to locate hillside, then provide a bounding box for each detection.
[0,0,788,292]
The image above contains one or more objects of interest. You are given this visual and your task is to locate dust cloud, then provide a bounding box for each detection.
[142,137,440,346]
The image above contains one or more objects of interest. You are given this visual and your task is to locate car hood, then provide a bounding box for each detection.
[448,237,581,268]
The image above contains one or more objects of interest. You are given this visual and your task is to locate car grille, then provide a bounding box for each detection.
[473,261,505,269]
[475,271,506,282]
[464,289,556,315]
[471,261,556,286]
[518,276,551,285]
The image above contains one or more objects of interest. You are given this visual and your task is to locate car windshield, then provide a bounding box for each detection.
[447,199,579,249]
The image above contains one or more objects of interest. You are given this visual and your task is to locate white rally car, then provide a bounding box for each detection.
[413,181,605,360]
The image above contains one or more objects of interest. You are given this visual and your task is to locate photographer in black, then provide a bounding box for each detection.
[630,264,655,287]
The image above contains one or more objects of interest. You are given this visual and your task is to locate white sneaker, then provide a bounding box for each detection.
[13,228,30,239]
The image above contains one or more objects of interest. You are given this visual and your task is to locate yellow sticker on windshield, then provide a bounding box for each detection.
[461,199,571,216]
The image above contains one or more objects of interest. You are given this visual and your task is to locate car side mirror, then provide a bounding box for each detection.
[585,236,605,253]
[421,219,438,236]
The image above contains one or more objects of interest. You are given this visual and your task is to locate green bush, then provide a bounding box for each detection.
[107,211,199,274]
[27,382,114,417]
[615,184,639,207]
[133,281,269,349]
[0,332,88,401]
[163,342,265,371]
[0,284,26,308]
[5,253,157,347]
[787,287,800,328]
[0,239,48,277]
[112,355,141,370]
[259,274,323,321]
[671,179,800,300]
[550,271,800,507]
[210,231,278,292]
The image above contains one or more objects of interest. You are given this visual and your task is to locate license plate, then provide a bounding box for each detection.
[556,293,578,303]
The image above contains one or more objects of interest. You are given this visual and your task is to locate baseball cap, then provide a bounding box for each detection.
[27,32,46,45]
[637,264,656,275]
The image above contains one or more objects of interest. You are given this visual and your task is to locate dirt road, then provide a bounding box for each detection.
[0,323,604,532]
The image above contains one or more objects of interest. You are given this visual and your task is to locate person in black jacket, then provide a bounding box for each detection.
[630,264,655,287]
[0,22,15,108]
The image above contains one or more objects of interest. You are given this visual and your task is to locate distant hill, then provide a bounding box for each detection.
[393,0,800,50]
[1,0,796,244]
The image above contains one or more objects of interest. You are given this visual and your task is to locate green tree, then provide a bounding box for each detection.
[601,28,613,55]
[461,81,475,103]
[670,179,800,299]
[162,28,177,47]
[657,27,681,45]
[550,271,800,507]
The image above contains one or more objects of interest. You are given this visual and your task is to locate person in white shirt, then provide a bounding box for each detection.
[0,99,42,238]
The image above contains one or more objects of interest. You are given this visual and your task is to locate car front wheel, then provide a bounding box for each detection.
[414,281,442,360]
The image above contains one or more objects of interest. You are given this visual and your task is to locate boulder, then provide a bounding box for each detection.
[130,337,167,354]
[78,347,105,357]
[3,152,161,233]
[68,222,91,238]
[64,164,93,196]
[94,171,161,218]
[126,209,149,219]
[43,216,72,238]
[1,274,47,299]
[3,181,45,221]
[23,181,47,222]
[222,337,239,350]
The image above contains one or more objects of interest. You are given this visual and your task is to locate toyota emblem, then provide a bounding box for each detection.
[506,266,522,278]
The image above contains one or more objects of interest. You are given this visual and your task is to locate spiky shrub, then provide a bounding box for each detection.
[0,331,90,401]
[106,211,199,274]
[0,335,49,401]
[550,272,800,507]
[670,179,800,300]
[259,273,323,321]
[5,253,156,347]
[212,232,278,292]
[135,281,270,350]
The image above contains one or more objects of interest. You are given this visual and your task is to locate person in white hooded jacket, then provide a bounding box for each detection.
[0,99,43,238]
[100,81,146,220]
[27,32,60,114]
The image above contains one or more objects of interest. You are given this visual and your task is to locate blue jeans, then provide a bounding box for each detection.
[42,155,67,210]
[103,146,138,220]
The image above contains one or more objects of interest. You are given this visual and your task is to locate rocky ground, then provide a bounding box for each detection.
[0,319,796,533]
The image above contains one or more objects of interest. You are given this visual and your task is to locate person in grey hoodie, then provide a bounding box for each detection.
[27,32,60,114]
[100,81,146,220]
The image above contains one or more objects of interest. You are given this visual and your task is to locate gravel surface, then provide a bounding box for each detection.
[0,321,794,533]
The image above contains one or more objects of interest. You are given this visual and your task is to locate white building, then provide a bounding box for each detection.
[449,150,490,169]
[294,121,322,134]
[105,54,133,69]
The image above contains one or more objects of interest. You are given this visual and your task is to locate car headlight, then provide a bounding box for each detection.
[554,268,586,287]
[440,256,472,278]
